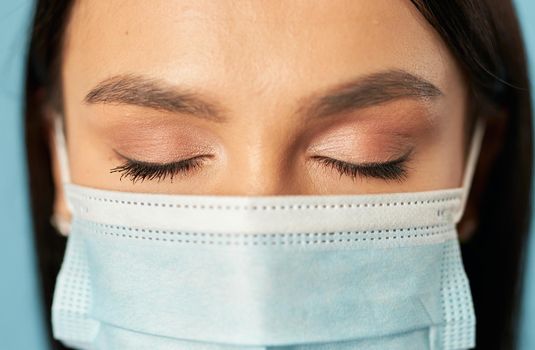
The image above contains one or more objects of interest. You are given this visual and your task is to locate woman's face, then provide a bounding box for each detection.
[53,0,468,199]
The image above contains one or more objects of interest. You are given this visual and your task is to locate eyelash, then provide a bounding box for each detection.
[310,152,411,183]
[110,156,210,184]
[110,152,411,184]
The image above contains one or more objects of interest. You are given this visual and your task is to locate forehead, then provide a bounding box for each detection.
[62,0,462,107]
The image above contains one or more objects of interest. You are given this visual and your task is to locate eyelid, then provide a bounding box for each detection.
[112,149,209,164]
[306,130,414,161]
[110,150,213,183]
[309,148,413,182]
[309,146,413,167]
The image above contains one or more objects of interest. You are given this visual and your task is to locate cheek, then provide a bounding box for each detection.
[407,139,463,191]
[401,118,464,191]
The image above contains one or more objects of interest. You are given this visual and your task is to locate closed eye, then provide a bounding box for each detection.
[110,154,212,183]
[310,150,412,182]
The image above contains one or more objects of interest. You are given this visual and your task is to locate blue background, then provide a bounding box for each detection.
[516,0,535,348]
[0,0,534,349]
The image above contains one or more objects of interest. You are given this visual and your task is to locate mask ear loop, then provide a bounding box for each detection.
[50,112,72,236]
[52,111,71,184]
[453,116,487,224]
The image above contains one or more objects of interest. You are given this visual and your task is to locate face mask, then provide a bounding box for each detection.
[51,115,485,350]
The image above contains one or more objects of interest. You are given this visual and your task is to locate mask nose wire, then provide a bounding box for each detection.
[453,116,487,224]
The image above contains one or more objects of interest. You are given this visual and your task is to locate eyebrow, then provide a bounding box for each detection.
[83,69,443,122]
[299,69,443,119]
[84,74,226,122]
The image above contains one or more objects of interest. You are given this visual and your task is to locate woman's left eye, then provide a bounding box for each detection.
[310,152,411,182]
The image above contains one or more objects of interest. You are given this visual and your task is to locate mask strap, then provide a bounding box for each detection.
[53,112,71,185]
[51,112,73,236]
[453,117,486,223]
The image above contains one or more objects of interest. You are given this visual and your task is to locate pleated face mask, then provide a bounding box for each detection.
[51,116,485,350]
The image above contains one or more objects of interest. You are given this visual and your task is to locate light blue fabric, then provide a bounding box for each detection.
[51,182,476,349]
[0,0,48,349]
[516,0,535,348]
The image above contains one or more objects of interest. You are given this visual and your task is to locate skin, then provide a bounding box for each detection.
[49,0,481,238]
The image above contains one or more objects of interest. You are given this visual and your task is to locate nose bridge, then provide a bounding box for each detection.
[216,66,307,195]
[220,122,304,196]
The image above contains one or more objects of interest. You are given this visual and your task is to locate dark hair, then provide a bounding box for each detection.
[25,1,532,349]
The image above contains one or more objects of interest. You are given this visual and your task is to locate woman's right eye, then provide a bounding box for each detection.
[109,155,211,184]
